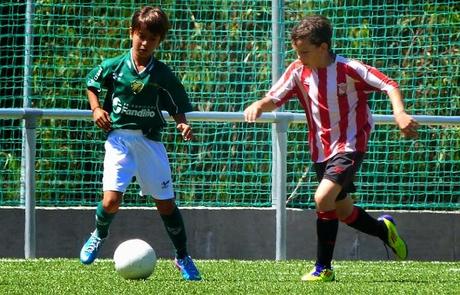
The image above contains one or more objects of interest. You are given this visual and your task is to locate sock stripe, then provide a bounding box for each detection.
[316,210,338,220]
[341,206,359,224]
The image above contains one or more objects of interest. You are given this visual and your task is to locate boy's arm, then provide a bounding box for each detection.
[172,113,193,141]
[244,96,278,122]
[387,88,419,139]
[88,88,111,132]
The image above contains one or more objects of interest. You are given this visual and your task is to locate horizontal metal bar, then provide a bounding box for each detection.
[0,108,26,119]
[291,113,460,126]
[372,114,460,126]
[1,108,460,126]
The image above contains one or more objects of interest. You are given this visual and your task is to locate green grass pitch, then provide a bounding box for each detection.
[0,259,459,294]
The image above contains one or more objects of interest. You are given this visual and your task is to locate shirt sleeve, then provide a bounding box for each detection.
[346,59,399,93]
[266,61,302,107]
[158,66,193,115]
[85,61,112,93]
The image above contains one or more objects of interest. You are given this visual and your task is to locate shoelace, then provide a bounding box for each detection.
[85,236,102,253]
[382,242,391,259]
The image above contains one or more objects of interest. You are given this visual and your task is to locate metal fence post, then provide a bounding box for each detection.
[21,0,34,206]
[24,110,38,259]
[274,116,289,260]
[270,0,285,212]
[271,0,286,261]
[22,0,36,258]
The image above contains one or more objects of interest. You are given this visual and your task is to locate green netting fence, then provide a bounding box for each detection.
[0,0,459,210]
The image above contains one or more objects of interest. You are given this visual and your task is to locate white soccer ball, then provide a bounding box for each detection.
[113,239,157,280]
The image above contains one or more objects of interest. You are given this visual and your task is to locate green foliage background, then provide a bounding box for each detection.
[0,0,459,209]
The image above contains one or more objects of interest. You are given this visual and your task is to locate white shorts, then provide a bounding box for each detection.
[102,129,174,200]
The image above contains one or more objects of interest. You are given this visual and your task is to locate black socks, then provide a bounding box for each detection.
[343,206,387,241]
[316,210,339,268]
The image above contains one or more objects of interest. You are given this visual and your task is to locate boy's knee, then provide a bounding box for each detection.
[314,193,324,206]
[102,200,120,213]
[102,191,122,212]
[314,191,338,210]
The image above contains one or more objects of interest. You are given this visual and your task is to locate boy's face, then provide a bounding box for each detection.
[130,25,161,59]
[292,38,329,68]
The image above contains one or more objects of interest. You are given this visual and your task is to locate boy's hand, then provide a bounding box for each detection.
[244,97,278,122]
[177,123,193,141]
[92,107,112,132]
[244,102,263,123]
[394,111,419,139]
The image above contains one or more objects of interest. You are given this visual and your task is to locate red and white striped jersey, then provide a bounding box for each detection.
[267,55,399,162]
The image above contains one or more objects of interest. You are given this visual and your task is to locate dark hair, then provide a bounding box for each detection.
[131,6,170,41]
[291,15,332,49]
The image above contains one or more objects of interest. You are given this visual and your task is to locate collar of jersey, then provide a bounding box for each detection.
[127,49,156,78]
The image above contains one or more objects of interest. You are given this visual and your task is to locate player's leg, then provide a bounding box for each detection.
[80,190,123,265]
[154,198,188,260]
[337,196,387,239]
[303,152,365,282]
[302,178,341,282]
[328,154,382,235]
[80,130,135,265]
[137,138,201,281]
[314,179,342,269]
[96,190,122,238]
[154,198,201,281]
[336,194,389,243]
[333,155,408,260]
[330,152,384,237]
[334,193,353,220]
[337,195,407,260]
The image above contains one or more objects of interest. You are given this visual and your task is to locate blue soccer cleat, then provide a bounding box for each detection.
[174,256,202,281]
[378,215,408,260]
[80,230,105,265]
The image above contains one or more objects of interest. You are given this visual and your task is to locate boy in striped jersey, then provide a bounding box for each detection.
[244,15,418,282]
[79,6,201,281]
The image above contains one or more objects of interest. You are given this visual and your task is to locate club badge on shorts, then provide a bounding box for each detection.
[131,80,145,94]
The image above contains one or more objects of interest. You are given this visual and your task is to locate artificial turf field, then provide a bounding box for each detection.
[0,259,459,294]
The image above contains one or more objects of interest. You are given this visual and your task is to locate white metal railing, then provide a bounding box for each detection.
[1,108,460,259]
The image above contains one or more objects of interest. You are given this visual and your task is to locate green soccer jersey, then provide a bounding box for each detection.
[86,50,193,141]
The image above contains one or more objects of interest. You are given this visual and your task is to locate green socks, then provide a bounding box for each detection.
[94,201,188,259]
[95,201,115,239]
[159,206,188,259]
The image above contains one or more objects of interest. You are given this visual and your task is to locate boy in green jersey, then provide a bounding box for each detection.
[80,6,201,281]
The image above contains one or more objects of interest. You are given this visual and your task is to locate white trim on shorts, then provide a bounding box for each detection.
[102,129,174,200]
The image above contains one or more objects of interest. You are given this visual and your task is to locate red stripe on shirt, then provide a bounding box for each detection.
[355,89,370,152]
[346,62,398,93]
[344,63,372,152]
[367,65,399,90]
[268,55,390,162]
[298,67,318,161]
[274,89,296,107]
[269,61,302,103]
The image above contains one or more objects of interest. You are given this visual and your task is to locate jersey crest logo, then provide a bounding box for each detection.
[337,83,347,96]
[131,80,145,94]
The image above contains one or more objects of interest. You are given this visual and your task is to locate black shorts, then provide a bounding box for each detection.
[313,152,365,201]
